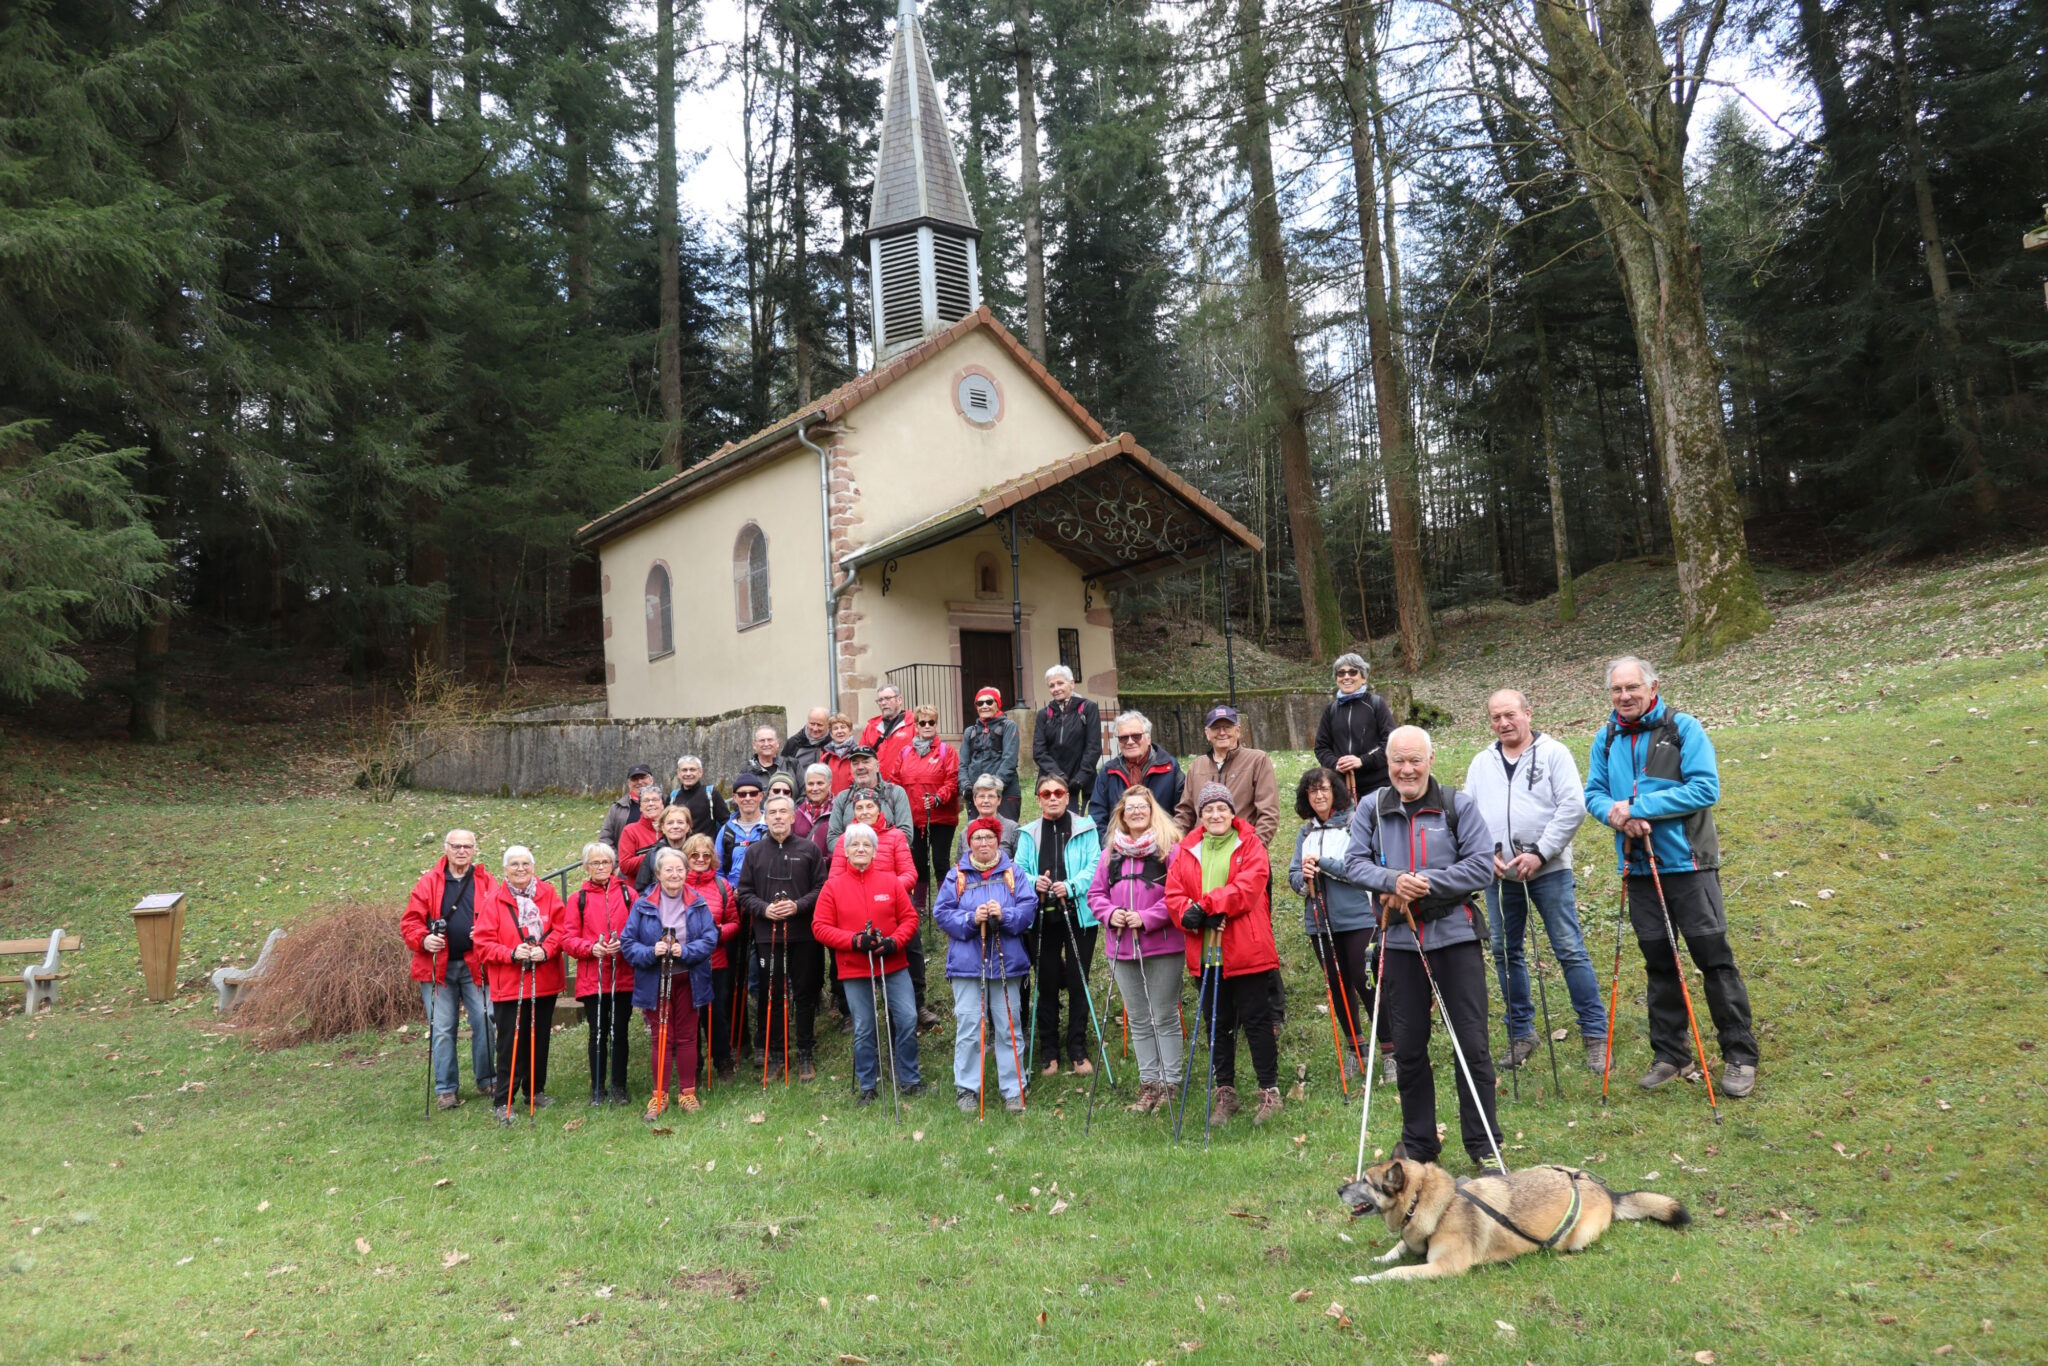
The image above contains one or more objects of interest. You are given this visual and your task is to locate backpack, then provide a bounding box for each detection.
[953,866,1018,897]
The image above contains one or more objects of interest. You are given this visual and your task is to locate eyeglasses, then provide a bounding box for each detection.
[445,842,476,850]
[1117,734,1145,745]
[1037,789,1065,799]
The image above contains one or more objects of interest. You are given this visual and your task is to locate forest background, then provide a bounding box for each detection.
[4,0,2045,727]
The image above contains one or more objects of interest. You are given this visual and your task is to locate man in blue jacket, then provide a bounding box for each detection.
[1585,656,1757,1098]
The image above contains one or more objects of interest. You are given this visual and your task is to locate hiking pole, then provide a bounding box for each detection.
[652,930,676,1118]
[1172,940,1213,1142]
[1524,874,1562,1097]
[1058,894,1114,1087]
[1600,868,1626,1105]
[1200,926,1222,1149]
[864,921,901,1124]
[1353,922,1391,1181]
[977,920,991,1119]
[1083,922,1124,1135]
[521,953,537,1124]
[1403,907,1509,1174]
[1487,851,1519,1105]
[1305,876,1353,1097]
[1025,910,1046,1079]
[761,921,777,1089]
[424,922,445,1119]
[1643,842,1721,1125]
[780,921,793,1086]
[992,921,1028,1112]
[505,953,523,1124]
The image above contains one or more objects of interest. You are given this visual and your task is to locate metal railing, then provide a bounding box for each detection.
[886,662,965,737]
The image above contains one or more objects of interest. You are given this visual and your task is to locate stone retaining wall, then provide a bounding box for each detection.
[1113,684,1414,758]
[410,706,787,797]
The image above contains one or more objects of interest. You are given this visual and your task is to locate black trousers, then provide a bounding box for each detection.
[754,926,824,1055]
[1382,941,1501,1164]
[910,823,956,910]
[1025,904,1098,1063]
[1206,967,1281,1091]
[1318,928,1381,1062]
[581,990,632,1092]
[704,965,735,1072]
[492,992,557,1105]
[729,921,753,1058]
[1627,870,1758,1067]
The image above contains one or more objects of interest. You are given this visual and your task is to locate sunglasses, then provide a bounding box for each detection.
[1117,734,1145,744]
[977,700,999,708]
[916,719,938,727]
[1036,788,1066,799]
[1335,668,1363,677]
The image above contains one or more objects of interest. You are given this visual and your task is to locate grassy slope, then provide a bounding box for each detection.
[2,552,2045,1363]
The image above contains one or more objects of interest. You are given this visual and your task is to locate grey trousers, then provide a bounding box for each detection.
[1110,953,1186,1086]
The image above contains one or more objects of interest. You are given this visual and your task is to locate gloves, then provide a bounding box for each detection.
[877,936,898,958]
[1180,906,1209,932]
[853,928,880,953]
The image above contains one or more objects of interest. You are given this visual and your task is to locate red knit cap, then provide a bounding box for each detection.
[966,815,1006,843]
[974,686,1004,709]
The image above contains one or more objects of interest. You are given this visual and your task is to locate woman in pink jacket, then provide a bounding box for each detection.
[561,840,635,1106]
[1086,787,1187,1114]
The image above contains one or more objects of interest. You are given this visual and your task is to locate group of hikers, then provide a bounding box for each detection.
[400,654,1759,1170]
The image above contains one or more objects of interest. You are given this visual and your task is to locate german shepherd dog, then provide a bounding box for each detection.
[1338,1158,1689,1282]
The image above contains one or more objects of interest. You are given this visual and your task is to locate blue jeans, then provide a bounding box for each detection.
[845,968,921,1094]
[951,974,1025,1100]
[1485,868,1607,1042]
[420,958,496,1094]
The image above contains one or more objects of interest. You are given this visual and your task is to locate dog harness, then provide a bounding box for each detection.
[1454,1166,1595,1250]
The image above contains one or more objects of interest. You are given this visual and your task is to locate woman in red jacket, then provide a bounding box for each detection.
[616,787,669,883]
[812,823,924,1105]
[1166,783,1282,1128]
[681,833,743,1082]
[476,845,567,1121]
[893,703,960,911]
[561,840,635,1106]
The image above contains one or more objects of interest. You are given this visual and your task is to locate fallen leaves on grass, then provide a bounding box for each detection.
[1290,1288,1312,1303]
[434,1178,451,1188]
[1693,1353,1716,1364]
[354,1238,370,1255]
[441,1249,470,1269]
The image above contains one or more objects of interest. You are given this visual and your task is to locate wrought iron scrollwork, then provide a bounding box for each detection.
[1028,472,1200,567]
[880,557,899,595]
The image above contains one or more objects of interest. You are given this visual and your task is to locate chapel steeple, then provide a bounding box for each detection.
[865,0,981,358]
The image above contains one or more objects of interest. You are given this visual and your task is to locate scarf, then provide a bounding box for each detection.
[509,883,543,939]
[912,733,934,757]
[656,886,692,932]
[1112,830,1157,859]
[969,848,1001,873]
[1197,829,1241,895]
[825,735,859,761]
[1334,685,1370,704]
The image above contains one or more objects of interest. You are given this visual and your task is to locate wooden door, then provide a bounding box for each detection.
[958,630,1016,714]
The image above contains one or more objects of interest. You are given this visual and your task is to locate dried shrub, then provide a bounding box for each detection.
[240,902,420,1050]
[347,665,487,802]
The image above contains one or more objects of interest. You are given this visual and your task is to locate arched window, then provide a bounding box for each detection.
[734,523,770,629]
[645,562,674,659]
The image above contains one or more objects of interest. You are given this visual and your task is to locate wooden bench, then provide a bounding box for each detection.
[3,931,80,1013]
[211,928,287,1014]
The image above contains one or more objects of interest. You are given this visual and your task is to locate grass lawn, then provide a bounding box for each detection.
[2,553,2044,1362]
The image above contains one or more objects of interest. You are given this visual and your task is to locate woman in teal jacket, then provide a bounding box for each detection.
[1014,773,1103,1075]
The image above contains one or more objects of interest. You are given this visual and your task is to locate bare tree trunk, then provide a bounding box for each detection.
[1015,0,1045,358]
[1883,2,1995,521]
[792,27,812,405]
[1341,2,1433,667]
[1236,0,1344,660]
[1533,0,1770,657]
[657,0,684,467]
[409,0,448,673]
[1534,307,1575,620]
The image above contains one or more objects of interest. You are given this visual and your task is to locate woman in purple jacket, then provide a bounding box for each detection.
[1086,787,1187,1114]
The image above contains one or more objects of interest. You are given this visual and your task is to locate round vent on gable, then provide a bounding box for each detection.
[956,372,1002,426]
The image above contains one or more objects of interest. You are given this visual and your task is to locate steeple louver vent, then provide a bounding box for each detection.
[865,0,980,358]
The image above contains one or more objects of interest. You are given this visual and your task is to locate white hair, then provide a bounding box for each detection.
[1486,688,1531,714]
[805,762,834,784]
[1605,655,1659,688]
[444,828,477,847]
[1112,710,1153,741]
[502,844,534,868]
[1332,652,1369,679]
[674,753,702,772]
[1044,664,1074,684]
[1387,725,1434,756]
[972,773,1005,793]
[763,793,794,813]
[754,725,779,742]
[653,846,689,873]
[582,841,616,866]
[842,822,878,849]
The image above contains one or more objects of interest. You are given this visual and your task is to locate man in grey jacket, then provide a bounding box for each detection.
[826,746,913,845]
[1344,726,1504,1172]
[1464,689,1607,1073]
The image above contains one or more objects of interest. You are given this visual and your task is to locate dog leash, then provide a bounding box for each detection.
[1453,1166,1592,1250]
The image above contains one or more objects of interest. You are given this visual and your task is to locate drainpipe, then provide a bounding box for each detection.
[798,418,845,710]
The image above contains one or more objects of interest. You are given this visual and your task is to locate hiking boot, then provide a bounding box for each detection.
[608,1084,632,1106]
[715,1062,735,1083]
[1209,1084,1241,1127]
[1135,1082,1168,1114]
[1379,1052,1399,1087]
[533,1093,554,1110]
[475,1082,496,1098]
[1584,1039,1609,1074]
[1003,1095,1025,1114]
[676,1089,701,1113]
[1504,1035,1540,1070]
[917,1006,942,1031]
[1472,1153,1507,1177]
[1253,1086,1283,1125]
[1719,1061,1757,1098]
[643,1095,668,1122]
[437,1092,464,1111]
[1638,1060,1688,1090]
[495,1104,515,1126]
[856,1088,877,1107]
[900,1083,924,1098]
[1041,1059,1060,1077]
[798,1052,817,1083]
[1070,1057,1094,1077]
[958,1088,979,1114]
[589,1087,605,1107]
